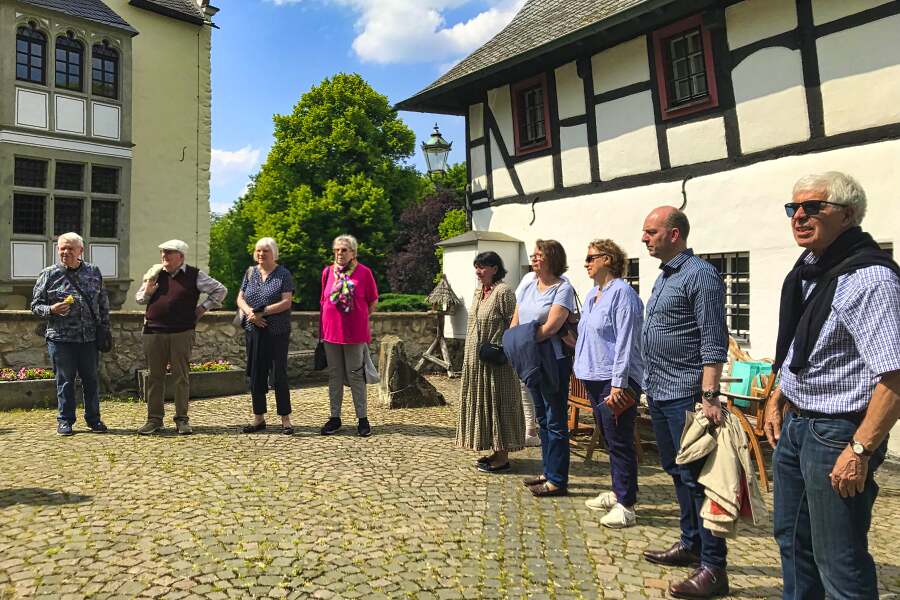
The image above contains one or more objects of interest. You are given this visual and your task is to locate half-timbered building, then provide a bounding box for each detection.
[399,0,900,360]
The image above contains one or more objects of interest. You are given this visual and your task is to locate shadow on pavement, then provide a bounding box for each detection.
[0,488,91,508]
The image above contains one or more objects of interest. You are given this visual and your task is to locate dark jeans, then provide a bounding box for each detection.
[245,328,291,416]
[47,340,100,426]
[773,410,886,599]
[528,357,572,488]
[584,379,641,507]
[648,394,727,569]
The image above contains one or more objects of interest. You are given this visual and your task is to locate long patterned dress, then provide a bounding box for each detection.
[456,282,525,452]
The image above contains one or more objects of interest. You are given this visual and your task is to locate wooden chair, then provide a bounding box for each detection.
[567,375,644,463]
[721,370,777,492]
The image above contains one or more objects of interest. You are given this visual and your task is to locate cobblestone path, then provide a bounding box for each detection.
[1,376,899,599]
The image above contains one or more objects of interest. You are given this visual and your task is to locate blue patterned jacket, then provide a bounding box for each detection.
[31,261,110,343]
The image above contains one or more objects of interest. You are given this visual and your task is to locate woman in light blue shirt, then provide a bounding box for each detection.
[512,239,577,497]
[573,239,645,527]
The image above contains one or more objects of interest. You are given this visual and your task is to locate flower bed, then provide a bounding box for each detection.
[0,367,54,381]
[0,375,58,412]
[137,362,246,401]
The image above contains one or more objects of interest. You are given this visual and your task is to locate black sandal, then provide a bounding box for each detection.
[242,421,266,433]
[282,426,294,435]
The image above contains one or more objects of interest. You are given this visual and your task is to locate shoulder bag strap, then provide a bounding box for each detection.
[63,269,100,325]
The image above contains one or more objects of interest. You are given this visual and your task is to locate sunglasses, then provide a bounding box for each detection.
[784,200,846,218]
[584,253,608,263]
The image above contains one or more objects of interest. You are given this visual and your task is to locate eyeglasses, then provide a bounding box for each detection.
[584,253,606,263]
[529,253,544,261]
[784,200,847,218]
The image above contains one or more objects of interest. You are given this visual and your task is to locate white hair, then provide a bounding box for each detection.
[333,234,358,253]
[57,232,84,248]
[793,171,867,225]
[255,237,278,260]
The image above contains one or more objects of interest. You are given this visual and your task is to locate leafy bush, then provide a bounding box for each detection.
[189,360,233,372]
[377,293,430,312]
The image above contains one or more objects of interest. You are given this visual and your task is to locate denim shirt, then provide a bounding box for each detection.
[31,261,110,343]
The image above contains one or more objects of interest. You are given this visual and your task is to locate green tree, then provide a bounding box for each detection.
[208,73,418,309]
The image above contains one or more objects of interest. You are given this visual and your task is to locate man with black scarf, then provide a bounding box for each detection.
[763,171,900,600]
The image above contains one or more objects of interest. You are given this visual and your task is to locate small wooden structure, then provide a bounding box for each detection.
[415,275,461,376]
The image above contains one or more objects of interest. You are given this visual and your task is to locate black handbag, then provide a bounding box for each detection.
[63,268,112,353]
[478,342,507,366]
[314,341,328,371]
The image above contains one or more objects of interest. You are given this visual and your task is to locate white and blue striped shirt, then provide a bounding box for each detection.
[780,255,900,414]
[642,250,728,401]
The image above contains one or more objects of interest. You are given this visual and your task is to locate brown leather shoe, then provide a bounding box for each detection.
[522,475,546,487]
[642,541,700,567]
[669,566,729,599]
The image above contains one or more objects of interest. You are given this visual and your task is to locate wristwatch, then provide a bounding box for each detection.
[850,439,873,457]
[701,390,720,402]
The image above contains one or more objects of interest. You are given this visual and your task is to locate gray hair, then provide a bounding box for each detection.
[664,209,691,241]
[333,234,358,253]
[255,237,278,260]
[793,171,867,225]
[57,232,84,248]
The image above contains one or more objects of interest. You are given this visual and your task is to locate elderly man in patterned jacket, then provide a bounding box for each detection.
[31,232,110,436]
[765,172,900,599]
[135,239,226,435]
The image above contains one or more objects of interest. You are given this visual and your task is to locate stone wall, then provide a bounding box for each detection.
[0,311,463,393]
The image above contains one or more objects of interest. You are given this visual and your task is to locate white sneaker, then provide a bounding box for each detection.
[585,491,617,511]
[524,434,541,447]
[600,503,636,529]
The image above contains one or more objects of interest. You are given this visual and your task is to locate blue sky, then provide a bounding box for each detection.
[209,0,524,213]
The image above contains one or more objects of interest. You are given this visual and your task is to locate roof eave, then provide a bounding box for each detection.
[129,0,207,25]
[396,0,679,114]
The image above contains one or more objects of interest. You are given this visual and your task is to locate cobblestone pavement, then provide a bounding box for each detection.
[1,376,899,599]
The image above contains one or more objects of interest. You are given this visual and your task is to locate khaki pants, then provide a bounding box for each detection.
[324,342,367,419]
[142,330,194,424]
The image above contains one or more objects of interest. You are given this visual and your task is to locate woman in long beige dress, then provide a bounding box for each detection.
[456,251,525,473]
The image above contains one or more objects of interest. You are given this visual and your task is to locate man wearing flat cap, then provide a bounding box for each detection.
[136,240,226,434]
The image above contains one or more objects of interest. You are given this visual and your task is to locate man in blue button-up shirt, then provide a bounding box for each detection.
[639,206,730,599]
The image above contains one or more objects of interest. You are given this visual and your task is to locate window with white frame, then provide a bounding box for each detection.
[625,258,640,294]
[701,252,750,341]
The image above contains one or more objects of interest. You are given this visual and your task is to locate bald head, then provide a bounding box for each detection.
[642,205,690,262]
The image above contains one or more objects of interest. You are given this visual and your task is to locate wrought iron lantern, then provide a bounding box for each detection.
[421,123,452,175]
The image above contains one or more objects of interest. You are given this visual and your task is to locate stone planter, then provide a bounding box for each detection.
[136,369,247,400]
[0,379,61,411]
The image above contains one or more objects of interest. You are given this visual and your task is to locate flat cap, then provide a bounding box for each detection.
[158,239,189,254]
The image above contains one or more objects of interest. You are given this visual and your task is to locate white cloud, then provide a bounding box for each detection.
[267,0,525,64]
[210,146,263,213]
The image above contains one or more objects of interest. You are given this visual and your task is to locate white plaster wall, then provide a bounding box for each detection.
[812,0,892,24]
[817,15,900,136]
[442,240,524,339]
[595,91,660,179]
[560,125,592,187]
[726,0,797,49]
[487,85,515,155]
[15,88,48,129]
[55,95,85,135]
[733,48,810,154]
[666,117,728,167]
[471,138,900,360]
[469,145,487,193]
[555,61,585,120]
[516,155,555,194]
[469,103,484,140]
[592,36,649,94]
[489,130,517,198]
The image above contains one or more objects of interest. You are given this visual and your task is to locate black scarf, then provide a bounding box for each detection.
[774,226,900,374]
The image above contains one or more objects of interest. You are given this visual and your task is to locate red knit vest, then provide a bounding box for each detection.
[143,266,200,334]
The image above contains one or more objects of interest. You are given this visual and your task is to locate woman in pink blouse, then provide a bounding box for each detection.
[319,234,378,437]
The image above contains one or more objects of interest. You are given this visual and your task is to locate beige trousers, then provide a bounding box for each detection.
[142,330,194,424]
